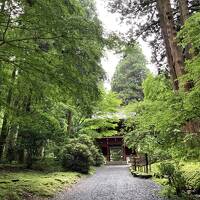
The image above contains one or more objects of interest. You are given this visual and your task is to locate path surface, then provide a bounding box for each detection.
[52,165,164,200]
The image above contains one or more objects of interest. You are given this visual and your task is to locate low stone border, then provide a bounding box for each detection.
[130,171,152,179]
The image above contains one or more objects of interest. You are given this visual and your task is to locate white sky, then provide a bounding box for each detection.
[95,0,157,90]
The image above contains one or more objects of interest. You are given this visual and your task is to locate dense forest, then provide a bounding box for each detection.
[0,0,200,199]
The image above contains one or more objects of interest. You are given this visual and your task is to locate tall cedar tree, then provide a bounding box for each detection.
[108,0,200,89]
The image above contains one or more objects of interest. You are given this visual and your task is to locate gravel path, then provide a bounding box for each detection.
[52,165,164,200]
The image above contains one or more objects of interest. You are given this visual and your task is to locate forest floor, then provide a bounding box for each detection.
[0,167,83,200]
[52,165,164,200]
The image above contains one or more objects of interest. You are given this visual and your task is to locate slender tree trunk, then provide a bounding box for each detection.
[17,148,25,164]
[5,124,19,163]
[17,92,32,164]
[132,148,137,171]
[0,0,6,12]
[67,110,72,134]
[0,113,9,161]
[0,67,16,161]
[178,0,190,24]
[26,149,33,169]
[5,98,21,162]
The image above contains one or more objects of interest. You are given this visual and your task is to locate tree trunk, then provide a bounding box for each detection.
[157,0,185,79]
[132,148,137,171]
[178,0,190,24]
[17,92,32,164]
[67,110,73,134]
[0,113,10,161]
[5,124,19,163]
[18,149,25,164]
[157,1,179,90]
[0,67,17,161]
[26,149,33,169]
[0,0,6,12]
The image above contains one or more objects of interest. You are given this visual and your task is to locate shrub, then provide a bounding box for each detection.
[62,143,92,174]
[185,170,200,193]
[77,134,94,147]
[90,146,105,167]
[159,162,187,196]
[32,158,63,172]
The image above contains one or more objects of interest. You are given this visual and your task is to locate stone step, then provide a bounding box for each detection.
[106,161,128,165]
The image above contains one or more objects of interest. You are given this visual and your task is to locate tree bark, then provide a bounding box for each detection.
[17,92,32,164]
[5,124,19,163]
[157,1,179,90]
[132,148,137,171]
[0,0,6,12]
[67,110,73,134]
[0,67,17,161]
[178,0,190,24]
[157,0,185,80]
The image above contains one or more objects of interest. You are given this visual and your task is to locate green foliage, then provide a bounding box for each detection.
[112,45,148,104]
[75,135,104,166]
[90,145,105,167]
[80,117,119,138]
[0,0,108,167]
[124,73,200,159]
[158,162,187,195]
[62,143,92,174]
[78,89,121,138]
[61,135,104,173]
[95,90,122,114]
[31,158,63,172]
[123,13,200,169]
[178,12,200,122]
[152,161,200,198]
[178,12,200,51]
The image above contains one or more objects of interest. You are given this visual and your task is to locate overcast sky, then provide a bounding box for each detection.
[95,0,157,90]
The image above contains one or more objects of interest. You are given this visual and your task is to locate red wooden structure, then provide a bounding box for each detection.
[96,136,132,161]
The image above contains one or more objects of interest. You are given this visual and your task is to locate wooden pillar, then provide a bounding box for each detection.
[133,155,137,171]
[145,153,149,174]
[122,138,126,161]
[132,148,137,170]
[106,138,110,161]
[123,145,126,161]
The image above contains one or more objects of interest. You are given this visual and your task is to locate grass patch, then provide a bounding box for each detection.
[0,170,83,200]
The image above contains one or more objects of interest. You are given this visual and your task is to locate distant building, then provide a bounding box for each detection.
[96,118,134,164]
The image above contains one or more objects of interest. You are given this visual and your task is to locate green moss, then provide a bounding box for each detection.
[152,177,168,186]
[151,160,200,191]
[0,171,83,200]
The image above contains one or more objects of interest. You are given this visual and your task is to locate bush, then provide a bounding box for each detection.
[90,146,105,167]
[60,134,104,173]
[32,158,63,172]
[185,170,200,193]
[62,143,92,174]
[159,162,187,196]
[77,134,94,147]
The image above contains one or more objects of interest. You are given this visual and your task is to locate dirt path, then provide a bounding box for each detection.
[52,165,164,200]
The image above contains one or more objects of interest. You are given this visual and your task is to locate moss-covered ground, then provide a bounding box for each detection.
[0,170,83,200]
